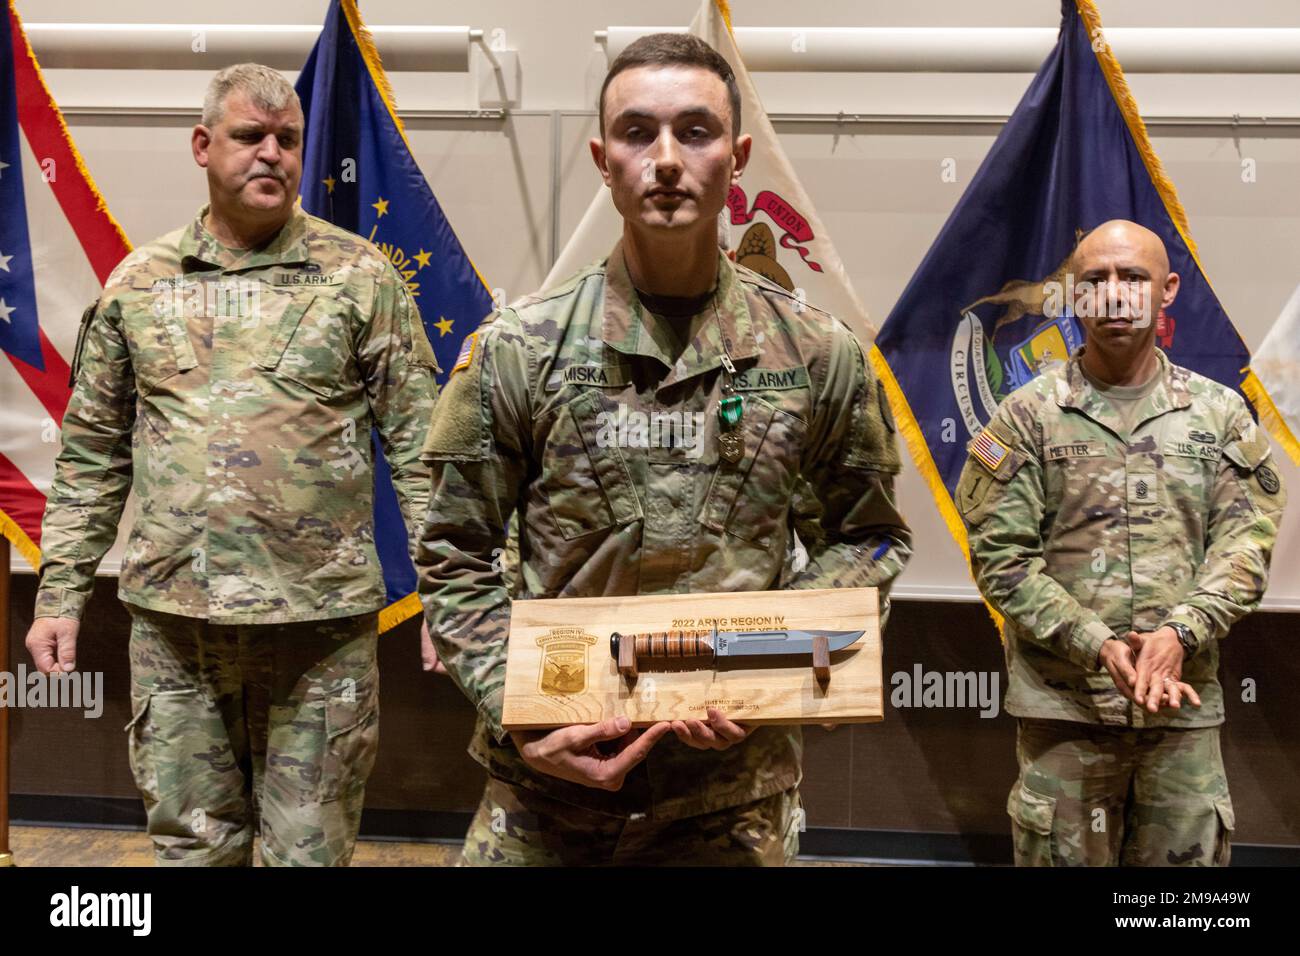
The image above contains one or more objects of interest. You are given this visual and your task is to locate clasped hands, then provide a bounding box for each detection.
[508,708,750,791]
[1098,626,1201,713]
[421,622,748,789]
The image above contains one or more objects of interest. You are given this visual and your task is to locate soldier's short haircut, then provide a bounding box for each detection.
[202,63,301,128]
[598,33,741,140]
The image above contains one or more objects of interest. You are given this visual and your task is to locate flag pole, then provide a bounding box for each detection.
[0,544,13,866]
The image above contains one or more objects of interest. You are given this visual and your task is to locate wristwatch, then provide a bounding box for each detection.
[1167,622,1197,659]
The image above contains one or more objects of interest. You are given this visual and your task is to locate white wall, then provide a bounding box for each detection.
[14,0,1300,606]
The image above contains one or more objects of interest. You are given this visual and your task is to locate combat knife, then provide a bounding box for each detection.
[609,625,863,683]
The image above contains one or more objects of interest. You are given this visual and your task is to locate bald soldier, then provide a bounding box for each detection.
[956,220,1285,866]
[27,64,439,866]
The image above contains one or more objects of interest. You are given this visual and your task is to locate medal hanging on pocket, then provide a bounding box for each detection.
[717,353,745,464]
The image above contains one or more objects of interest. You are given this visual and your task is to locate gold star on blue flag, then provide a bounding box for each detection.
[296,0,494,631]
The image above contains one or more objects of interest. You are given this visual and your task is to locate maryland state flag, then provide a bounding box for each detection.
[1,2,132,568]
[296,0,494,631]
[871,0,1284,562]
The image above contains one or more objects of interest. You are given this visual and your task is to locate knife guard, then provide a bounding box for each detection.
[812,634,831,686]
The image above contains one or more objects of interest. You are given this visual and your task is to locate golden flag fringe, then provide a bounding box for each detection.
[1076,0,1294,458]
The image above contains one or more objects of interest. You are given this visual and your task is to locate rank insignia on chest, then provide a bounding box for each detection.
[971,430,1009,472]
[1128,472,1158,505]
[453,332,477,374]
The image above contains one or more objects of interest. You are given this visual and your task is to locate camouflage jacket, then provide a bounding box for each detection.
[36,205,439,624]
[417,241,911,820]
[956,349,1285,728]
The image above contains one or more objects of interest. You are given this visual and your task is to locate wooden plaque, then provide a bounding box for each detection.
[501,587,881,730]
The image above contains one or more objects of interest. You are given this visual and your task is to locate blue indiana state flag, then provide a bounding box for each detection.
[869,0,1274,563]
[296,0,494,631]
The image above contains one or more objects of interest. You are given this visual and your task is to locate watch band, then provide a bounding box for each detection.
[1168,622,1197,658]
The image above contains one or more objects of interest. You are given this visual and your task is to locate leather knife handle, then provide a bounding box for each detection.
[611,630,713,661]
[611,630,714,679]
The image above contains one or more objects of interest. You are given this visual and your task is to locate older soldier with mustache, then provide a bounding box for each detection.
[27,63,439,866]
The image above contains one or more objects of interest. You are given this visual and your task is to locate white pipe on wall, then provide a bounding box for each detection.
[23,23,476,72]
[23,23,1300,75]
[600,27,1300,73]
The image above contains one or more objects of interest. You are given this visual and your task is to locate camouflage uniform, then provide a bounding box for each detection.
[417,240,911,866]
[36,205,438,865]
[462,776,802,866]
[956,348,1284,866]
[126,608,379,866]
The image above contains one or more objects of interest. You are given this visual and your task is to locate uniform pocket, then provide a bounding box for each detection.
[1223,434,1286,521]
[124,688,158,803]
[255,293,315,369]
[699,396,805,548]
[543,390,643,540]
[1213,796,1235,867]
[1007,782,1057,867]
[122,278,203,395]
[956,431,1028,527]
[955,466,996,526]
[321,666,380,804]
[127,318,190,396]
[1161,442,1219,510]
[125,686,227,819]
[256,293,353,399]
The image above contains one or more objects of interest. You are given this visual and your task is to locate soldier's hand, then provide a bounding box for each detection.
[26,617,80,674]
[1098,637,1139,700]
[419,620,448,674]
[670,707,750,751]
[1127,628,1201,713]
[509,716,672,791]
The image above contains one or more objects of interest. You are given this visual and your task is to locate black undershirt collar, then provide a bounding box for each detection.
[634,285,717,318]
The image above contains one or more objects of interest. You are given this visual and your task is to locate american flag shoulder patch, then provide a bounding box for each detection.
[971,429,1010,472]
[452,332,477,374]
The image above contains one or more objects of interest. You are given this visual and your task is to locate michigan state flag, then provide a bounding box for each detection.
[296,0,494,631]
[871,0,1280,562]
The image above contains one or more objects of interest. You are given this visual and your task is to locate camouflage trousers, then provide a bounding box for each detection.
[124,607,380,867]
[461,776,802,866]
[1009,718,1234,867]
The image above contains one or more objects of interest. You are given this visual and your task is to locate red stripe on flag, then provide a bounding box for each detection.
[4,327,73,424]
[0,449,47,548]
[9,3,131,286]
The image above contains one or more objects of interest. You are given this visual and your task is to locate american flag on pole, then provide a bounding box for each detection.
[0,1,131,570]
